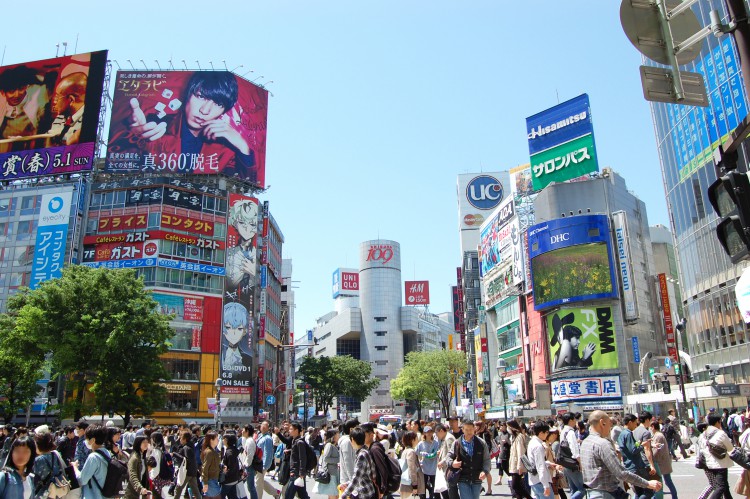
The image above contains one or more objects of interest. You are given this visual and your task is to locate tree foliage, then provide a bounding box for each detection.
[0,312,46,423]
[391,350,466,417]
[8,266,173,424]
[297,355,380,414]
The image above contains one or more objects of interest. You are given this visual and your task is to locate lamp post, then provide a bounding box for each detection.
[497,358,509,421]
[214,378,222,430]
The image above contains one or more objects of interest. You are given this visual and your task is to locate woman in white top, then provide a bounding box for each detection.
[149,432,172,498]
[697,416,734,499]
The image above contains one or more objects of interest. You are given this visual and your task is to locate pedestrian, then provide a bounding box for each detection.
[32,426,67,499]
[56,426,77,467]
[400,431,425,499]
[338,419,358,489]
[221,433,242,499]
[618,413,658,499]
[446,419,491,499]
[284,422,309,499]
[74,425,114,499]
[240,426,258,499]
[148,432,172,499]
[545,428,566,499]
[559,414,583,499]
[0,436,36,499]
[417,426,439,499]
[314,429,339,499]
[200,431,221,499]
[697,414,734,499]
[493,423,511,488]
[526,421,553,499]
[173,430,202,499]
[580,411,662,499]
[104,428,128,465]
[507,421,532,499]
[435,424,456,499]
[649,421,678,499]
[255,422,281,499]
[74,422,91,467]
[124,436,150,499]
[341,427,376,499]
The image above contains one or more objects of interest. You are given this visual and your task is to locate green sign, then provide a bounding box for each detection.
[547,305,618,373]
[674,364,680,374]
[649,367,655,380]
[530,133,598,191]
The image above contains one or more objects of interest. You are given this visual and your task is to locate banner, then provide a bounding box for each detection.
[658,273,677,361]
[405,280,430,305]
[551,375,622,403]
[0,51,107,180]
[105,70,268,186]
[547,306,618,372]
[221,194,259,395]
[612,211,638,321]
[30,191,73,288]
[332,268,359,298]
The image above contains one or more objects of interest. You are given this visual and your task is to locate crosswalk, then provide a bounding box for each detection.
[669,456,746,477]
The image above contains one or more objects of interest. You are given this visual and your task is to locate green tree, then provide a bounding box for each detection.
[0,312,46,423]
[298,355,379,414]
[391,350,466,417]
[9,266,173,424]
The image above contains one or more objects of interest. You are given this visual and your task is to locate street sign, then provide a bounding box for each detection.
[266,395,276,405]
[665,357,672,369]
[632,337,641,363]
[639,66,709,106]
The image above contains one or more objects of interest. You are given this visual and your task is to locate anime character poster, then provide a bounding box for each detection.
[0,51,107,180]
[220,194,259,394]
[546,306,618,373]
[105,70,268,187]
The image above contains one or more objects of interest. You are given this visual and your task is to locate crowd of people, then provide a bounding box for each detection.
[0,408,749,499]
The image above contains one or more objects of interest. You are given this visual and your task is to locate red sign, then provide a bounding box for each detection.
[257,368,264,404]
[366,244,394,264]
[191,325,201,350]
[85,230,223,249]
[161,213,214,236]
[265,381,273,394]
[658,273,677,359]
[481,338,488,353]
[452,286,462,333]
[184,297,203,321]
[258,315,266,340]
[341,272,359,291]
[98,214,147,232]
[405,280,430,305]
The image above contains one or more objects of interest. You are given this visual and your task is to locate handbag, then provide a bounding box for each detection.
[314,467,331,484]
[731,447,750,470]
[695,450,707,470]
[434,468,448,494]
[520,455,537,475]
[735,468,750,496]
[277,458,290,486]
[176,459,187,486]
[42,452,71,499]
[708,441,728,459]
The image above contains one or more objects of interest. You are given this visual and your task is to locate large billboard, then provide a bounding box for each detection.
[457,172,510,252]
[332,268,359,298]
[405,280,430,305]
[658,273,678,362]
[0,51,107,180]
[612,211,639,322]
[105,71,268,186]
[480,197,525,308]
[528,214,617,310]
[551,375,622,404]
[30,191,73,289]
[547,305,618,372]
[526,94,598,191]
[221,194,259,394]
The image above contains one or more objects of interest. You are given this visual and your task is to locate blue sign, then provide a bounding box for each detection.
[665,357,672,369]
[260,265,268,288]
[82,258,157,269]
[466,175,504,210]
[526,94,594,155]
[157,258,226,275]
[332,269,341,298]
[30,192,74,289]
[307,329,313,342]
[266,395,276,405]
[528,214,618,310]
[632,337,641,364]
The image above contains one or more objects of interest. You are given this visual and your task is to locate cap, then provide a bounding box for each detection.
[376,424,390,434]
[424,426,434,432]
[548,427,559,433]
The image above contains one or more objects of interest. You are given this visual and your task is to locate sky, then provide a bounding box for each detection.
[2,1,670,336]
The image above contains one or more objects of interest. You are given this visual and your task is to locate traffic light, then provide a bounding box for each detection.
[707,149,750,263]
[662,380,671,394]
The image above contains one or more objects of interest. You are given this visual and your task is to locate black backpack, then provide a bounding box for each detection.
[303,441,317,474]
[92,449,128,498]
[556,429,580,471]
[159,451,175,480]
[382,453,402,494]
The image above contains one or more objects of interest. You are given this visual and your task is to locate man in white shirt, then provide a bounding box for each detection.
[338,418,359,487]
[561,413,585,499]
[527,421,554,499]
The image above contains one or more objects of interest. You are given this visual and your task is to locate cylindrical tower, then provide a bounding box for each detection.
[359,239,402,419]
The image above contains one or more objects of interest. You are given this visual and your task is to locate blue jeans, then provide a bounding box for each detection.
[245,468,259,499]
[562,468,585,499]
[456,482,482,499]
[662,473,678,498]
[529,482,553,499]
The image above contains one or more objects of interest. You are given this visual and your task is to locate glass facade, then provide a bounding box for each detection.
[648,0,750,381]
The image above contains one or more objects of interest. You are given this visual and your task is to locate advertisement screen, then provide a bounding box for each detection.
[528,214,617,310]
[0,51,107,180]
[221,194,259,394]
[30,191,73,289]
[105,71,268,187]
[546,305,619,373]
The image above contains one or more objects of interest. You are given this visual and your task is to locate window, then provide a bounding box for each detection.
[375,346,387,351]
[375,331,387,337]
[163,391,198,412]
[20,196,36,215]
[161,358,200,380]
[0,198,13,217]
[14,246,33,266]
[16,221,36,240]
[169,326,198,351]
[374,316,387,322]
[374,360,388,366]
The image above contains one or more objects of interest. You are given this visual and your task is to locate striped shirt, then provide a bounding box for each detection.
[580,429,650,493]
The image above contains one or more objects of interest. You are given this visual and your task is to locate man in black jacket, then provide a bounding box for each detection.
[284,423,309,499]
[173,430,203,499]
[56,426,76,465]
[361,423,391,498]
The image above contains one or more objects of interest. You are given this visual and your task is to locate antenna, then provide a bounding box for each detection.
[74,34,79,54]
[56,43,60,57]
[1,46,5,66]
[140,59,147,70]
[154,60,162,70]
[62,42,68,56]
[222,60,228,70]
[230,64,243,73]
[181,60,188,70]
[242,69,254,78]
[168,59,175,70]
[126,59,135,70]
[114,60,122,70]
[209,61,215,70]
[196,60,202,70]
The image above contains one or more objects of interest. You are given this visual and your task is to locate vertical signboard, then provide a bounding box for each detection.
[30,191,73,289]
[479,197,525,307]
[526,94,598,190]
[221,194,258,394]
[658,273,678,361]
[612,211,639,321]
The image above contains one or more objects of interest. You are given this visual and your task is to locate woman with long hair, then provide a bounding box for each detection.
[105,427,129,465]
[0,436,36,499]
[400,431,425,499]
[315,429,340,499]
[220,433,241,499]
[124,436,150,499]
[507,421,532,499]
[650,421,678,499]
[148,432,172,499]
[543,429,567,499]
[201,431,221,499]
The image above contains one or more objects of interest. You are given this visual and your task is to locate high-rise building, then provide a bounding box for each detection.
[646,0,750,385]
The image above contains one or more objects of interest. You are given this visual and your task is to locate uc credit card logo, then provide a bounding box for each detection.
[466,175,503,210]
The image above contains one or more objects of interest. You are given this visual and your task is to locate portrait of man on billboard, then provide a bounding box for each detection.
[0,65,51,140]
[222,301,253,371]
[226,195,258,290]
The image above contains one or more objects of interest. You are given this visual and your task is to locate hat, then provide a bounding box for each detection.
[376,424,390,434]
[424,426,434,432]
[548,427,559,433]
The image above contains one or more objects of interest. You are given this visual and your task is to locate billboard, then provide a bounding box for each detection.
[658,273,678,361]
[104,70,268,186]
[332,268,359,298]
[0,51,107,180]
[405,280,430,305]
[551,375,622,404]
[221,194,259,394]
[526,94,598,191]
[547,306,618,372]
[509,163,536,199]
[528,214,617,310]
[457,172,511,251]
[480,197,525,308]
[30,191,73,288]
[612,211,639,322]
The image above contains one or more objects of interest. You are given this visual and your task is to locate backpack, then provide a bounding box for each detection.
[251,446,264,473]
[303,440,318,474]
[159,451,175,480]
[92,449,128,498]
[556,428,580,471]
[664,423,677,440]
[369,441,401,494]
[382,452,402,494]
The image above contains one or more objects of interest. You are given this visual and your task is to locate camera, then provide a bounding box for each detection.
[706,364,721,371]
